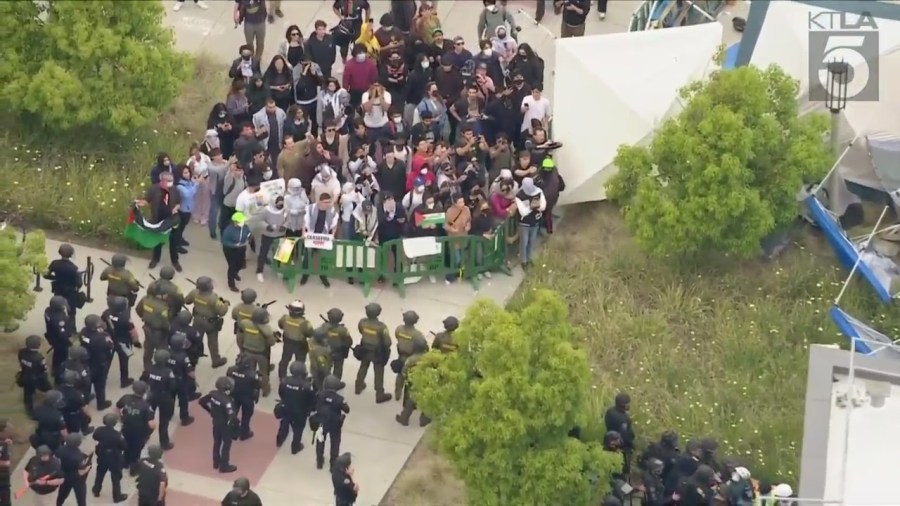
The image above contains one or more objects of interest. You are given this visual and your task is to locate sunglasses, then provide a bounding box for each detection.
[291,32,300,36]
[455,42,464,46]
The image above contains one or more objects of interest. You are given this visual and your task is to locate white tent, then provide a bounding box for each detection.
[749,1,900,213]
[552,23,723,205]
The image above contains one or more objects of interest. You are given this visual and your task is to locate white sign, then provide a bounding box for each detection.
[305,233,334,250]
[257,179,286,206]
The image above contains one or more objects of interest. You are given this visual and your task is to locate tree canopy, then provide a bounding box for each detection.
[411,290,621,506]
[606,64,832,257]
[0,226,48,331]
[0,1,190,136]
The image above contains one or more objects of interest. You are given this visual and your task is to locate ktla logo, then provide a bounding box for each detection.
[808,10,879,102]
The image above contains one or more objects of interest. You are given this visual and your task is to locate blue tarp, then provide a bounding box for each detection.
[830,305,900,360]
[804,196,893,303]
[723,42,740,69]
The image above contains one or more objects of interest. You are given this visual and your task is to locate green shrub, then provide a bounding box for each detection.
[606,65,832,258]
[0,225,48,330]
[0,1,190,136]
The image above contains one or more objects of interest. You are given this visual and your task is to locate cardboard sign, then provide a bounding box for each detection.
[273,238,298,263]
[304,233,334,250]
[257,179,286,206]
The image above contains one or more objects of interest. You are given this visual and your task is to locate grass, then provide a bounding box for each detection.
[384,202,900,502]
[0,54,223,248]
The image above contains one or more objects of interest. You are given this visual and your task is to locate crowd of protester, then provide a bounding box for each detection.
[147,0,566,286]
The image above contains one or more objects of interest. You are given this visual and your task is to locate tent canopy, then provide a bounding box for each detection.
[552,22,723,205]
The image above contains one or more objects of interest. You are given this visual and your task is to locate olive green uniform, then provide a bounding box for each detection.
[231,303,256,337]
[277,314,314,379]
[148,279,184,320]
[396,353,430,426]
[393,324,425,400]
[237,319,278,395]
[355,317,392,396]
[318,322,352,380]
[308,340,332,391]
[185,289,229,363]
[431,331,458,353]
[135,295,170,370]
[100,266,140,306]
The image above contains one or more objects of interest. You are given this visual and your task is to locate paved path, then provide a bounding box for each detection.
[6,1,697,504]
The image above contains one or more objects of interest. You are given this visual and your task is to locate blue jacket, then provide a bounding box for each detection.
[176,180,199,213]
[221,224,252,248]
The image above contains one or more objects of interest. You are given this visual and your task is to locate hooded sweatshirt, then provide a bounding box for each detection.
[283,178,309,232]
[491,25,518,61]
[311,166,341,204]
[222,170,247,208]
[247,73,268,114]
[261,201,287,238]
[515,177,546,226]
[477,5,516,41]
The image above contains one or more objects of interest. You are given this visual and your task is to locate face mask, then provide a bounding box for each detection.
[241,54,251,61]
[275,204,284,210]
[518,52,526,57]
[392,117,401,123]
[218,112,226,118]
[295,119,304,125]
[355,54,366,63]
[487,5,497,12]
[497,31,507,38]
[421,61,430,69]
[263,170,273,179]
[482,49,492,56]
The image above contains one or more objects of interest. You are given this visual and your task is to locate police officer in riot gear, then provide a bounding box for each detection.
[393,311,425,400]
[167,332,196,426]
[431,316,459,353]
[136,445,168,505]
[319,308,353,382]
[135,283,172,370]
[102,296,139,388]
[277,300,315,379]
[30,390,67,452]
[355,303,392,403]
[148,265,185,318]
[199,376,239,473]
[60,366,93,437]
[312,375,350,470]
[115,380,156,476]
[18,334,51,418]
[79,313,115,410]
[45,295,74,384]
[226,354,261,440]
[231,288,258,335]
[55,432,92,506]
[92,412,128,503]
[171,309,204,369]
[276,361,316,454]
[332,452,359,506]
[604,393,636,477]
[223,476,263,505]
[45,243,83,321]
[140,349,178,451]
[236,307,278,397]
[395,335,431,427]
[100,253,140,308]
[185,276,229,368]
[641,457,666,506]
[308,328,333,391]
[61,346,92,401]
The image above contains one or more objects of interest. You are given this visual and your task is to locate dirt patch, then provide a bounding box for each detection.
[379,431,466,506]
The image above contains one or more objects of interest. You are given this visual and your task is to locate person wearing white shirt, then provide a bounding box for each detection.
[234,177,263,252]
[520,86,552,134]
[339,183,362,240]
[300,193,339,287]
[361,83,392,147]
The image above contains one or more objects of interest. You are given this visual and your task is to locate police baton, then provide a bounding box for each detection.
[319,314,328,323]
[81,256,94,303]
[429,331,437,336]
[260,300,276,308]
[100,258,111,267]
[185,278,197,286]
[148,274,157,281]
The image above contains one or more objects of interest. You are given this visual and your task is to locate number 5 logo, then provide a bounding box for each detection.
[817,35,871,99]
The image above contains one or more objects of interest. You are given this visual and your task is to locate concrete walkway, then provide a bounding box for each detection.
[6,2,648,504]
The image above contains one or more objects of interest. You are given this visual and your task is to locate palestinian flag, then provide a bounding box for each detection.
[123,203,174,249]
[415,212,445,227]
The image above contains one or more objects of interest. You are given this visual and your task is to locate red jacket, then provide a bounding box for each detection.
[342,59,378,93]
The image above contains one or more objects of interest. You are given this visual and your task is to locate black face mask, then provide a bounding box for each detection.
[241,54,252,61]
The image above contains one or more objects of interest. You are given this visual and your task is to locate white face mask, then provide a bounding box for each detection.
[487,5,497,12]
[421,61,430,69]
[263,170,273,179]
[482,49,492,57]
[355,54,366,63]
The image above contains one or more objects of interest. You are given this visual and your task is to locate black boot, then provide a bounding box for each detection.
[291,442,305,455]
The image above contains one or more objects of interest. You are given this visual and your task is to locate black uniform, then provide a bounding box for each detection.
[102,308,136,387]
[221,489,264,505]
[30,404,66,452]
[141,365,178,449]
[332,467,358,506]
[604,405,635,476]
[116,393,155,474]
[199,390,238,471]
[136,457,167,505]
[275,376,316,452]
[167,349,195,423]
[81,328,115,408]
[44,307,74,384]
[55,443,91,506]
[172,319,204,367]
[17,347,51,417]
[46,257,83,319]
[59,384,89,434]
[24,454,63,500]
[312,390,350,469]
[226,363,260,439]
[0,438,10,505]
[61,356,92,403]
[92,426,126,499]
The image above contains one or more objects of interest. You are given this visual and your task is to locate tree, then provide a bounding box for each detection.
[411,290,621,506]
[0,225,48,332]
[0,1,190,136]
[606,64,832,258]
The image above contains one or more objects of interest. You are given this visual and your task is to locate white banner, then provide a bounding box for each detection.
[305,233,334,250]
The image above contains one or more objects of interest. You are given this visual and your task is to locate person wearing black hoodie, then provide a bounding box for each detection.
[149,153,177,185]
[307,20,338,80]
[508,43,544,89]
[403,53,433,125]
[228,44,262,82]
[391,0,417,34]
[246,73,269,117]
[206,104,238,159]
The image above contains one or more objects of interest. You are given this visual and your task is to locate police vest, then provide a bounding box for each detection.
[395,326,416,356]
[104,268,132,296]
[233,303,255,323]
[309,343,332,371]
[280,316,309,342]
[325,324,346,348]
[240,321,266,352]
[434,332,458,353]
[140,298,168,329]
[192,293,219,319]
[359,320,382,348]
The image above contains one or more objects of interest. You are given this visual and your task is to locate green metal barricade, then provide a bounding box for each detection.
[269,237,378,296]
